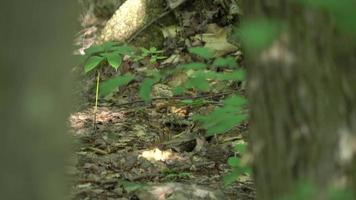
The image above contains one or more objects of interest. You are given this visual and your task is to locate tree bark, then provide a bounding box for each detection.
[0,1,76,200]
[242,0,356,199]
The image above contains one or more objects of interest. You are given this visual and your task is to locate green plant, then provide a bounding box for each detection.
[170,47,250,185]
[162,170,193,181]
[133,47,167,63]
[83,41,134,73]
[223,143,251,186]
[82,41,135,128]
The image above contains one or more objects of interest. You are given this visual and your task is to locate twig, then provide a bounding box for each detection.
[87,147,108,155]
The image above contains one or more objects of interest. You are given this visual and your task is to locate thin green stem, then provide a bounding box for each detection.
[93,71,100,131]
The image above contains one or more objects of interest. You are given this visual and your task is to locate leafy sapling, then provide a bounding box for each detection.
[82,41,135,129]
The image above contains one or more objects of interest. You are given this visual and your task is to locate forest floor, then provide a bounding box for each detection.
[68,91,253,199]
[68,1,254,199]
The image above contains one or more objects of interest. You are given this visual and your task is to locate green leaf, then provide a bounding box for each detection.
[192,94,248,135]
[213,57,238,68]
[188,47,215,59]
[139,78,156,102]
[99,74,134,97]
[234,143,247,153]
[180,99,194,104]
[179,99,206,107]
[217,70,246,81]
[119,180,144,193]
[149,47,157,52]
[102,41,116,51]
[206,114,248,135]
[102,53,122,70]
[185,76,210,91]
[223,169,241,186]
[111,45,136,55]
[84,56,104,73]
[147,70,161,82]
[141,47,150,54]
[173,86,185,95]
[227,157,240,167]
[84,45,104,55]
[223,95,247,107]
[239,19,282,52]
[191,70,218,79]
[180,62,208,70]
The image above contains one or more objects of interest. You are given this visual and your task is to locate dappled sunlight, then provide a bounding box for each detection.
[69,107,125,130]
[139,148,183,162]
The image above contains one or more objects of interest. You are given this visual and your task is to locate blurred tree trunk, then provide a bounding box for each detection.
[0,1,77,200]
[242,0,356,199]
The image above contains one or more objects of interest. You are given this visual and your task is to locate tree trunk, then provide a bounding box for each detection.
[242,0,356,199]
[0,1,76,200]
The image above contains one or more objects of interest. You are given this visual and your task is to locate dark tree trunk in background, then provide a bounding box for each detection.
[242,0,356,199]
[0,1,77,200]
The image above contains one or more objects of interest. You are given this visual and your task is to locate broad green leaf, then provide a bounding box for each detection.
[84,56,104,73]
[223,169,241,186]
[234,143,247,153]
[84,45,104,55]
[217,70,246,81]
[119,180,144,193]
[149,47,157,52]
[146,70,161,82]
[99,74,134,97]
[111,45,136,55]
[239,19,282,52]
[227,157,240,167]
[139,78,156,102]
[180,99,194,104]
[213,57,238,68]
[193,95,248,135]
[185,76,210,91]
[180,62,208,70]
[173,86,185,95]
[188,47,215,59]
[223,95,247,107]
[190,70,218,79]
[102,41,116,51]
[102,53,122,70]
[141,47,150,55]
[206,114,248,135]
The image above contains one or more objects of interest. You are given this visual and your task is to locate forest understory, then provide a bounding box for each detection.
[69,0,254,199]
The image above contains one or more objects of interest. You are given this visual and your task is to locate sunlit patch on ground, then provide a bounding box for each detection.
[69,107,126,134]
[139,148,183,162]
